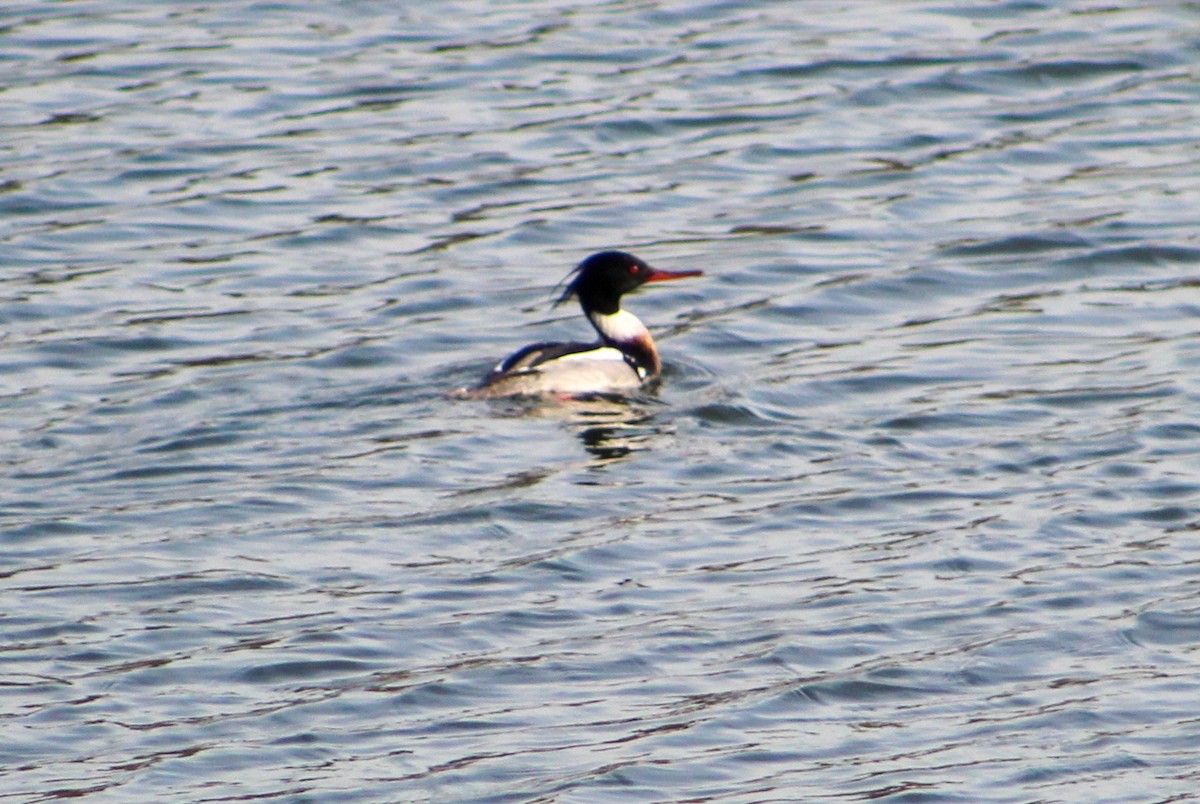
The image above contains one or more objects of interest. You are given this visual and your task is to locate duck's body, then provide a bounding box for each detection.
[461,251,701,399]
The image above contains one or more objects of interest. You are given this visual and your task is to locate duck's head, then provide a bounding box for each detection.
[556,251,702,315]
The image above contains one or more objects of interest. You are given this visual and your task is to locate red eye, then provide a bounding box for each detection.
[629,264,638,274]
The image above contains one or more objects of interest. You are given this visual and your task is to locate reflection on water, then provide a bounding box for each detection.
[568,403,661,461]
[577,422,639,460]
[468,393,665,460]
[4,0,1200,801]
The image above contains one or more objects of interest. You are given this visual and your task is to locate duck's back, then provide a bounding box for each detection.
[467,341,644,398]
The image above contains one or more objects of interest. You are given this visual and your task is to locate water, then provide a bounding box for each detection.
[3,0,1200,800]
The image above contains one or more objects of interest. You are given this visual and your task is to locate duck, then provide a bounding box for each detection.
[459,250,701,399]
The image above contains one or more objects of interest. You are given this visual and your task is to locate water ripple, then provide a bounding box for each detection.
[4,0,1200,801]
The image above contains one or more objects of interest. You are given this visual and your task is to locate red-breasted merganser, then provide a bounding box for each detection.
[460,251,702,399]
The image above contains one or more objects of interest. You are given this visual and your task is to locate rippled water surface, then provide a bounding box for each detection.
[4,1,1200,800]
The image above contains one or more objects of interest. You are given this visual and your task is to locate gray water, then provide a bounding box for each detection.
[4,1,1200,801]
